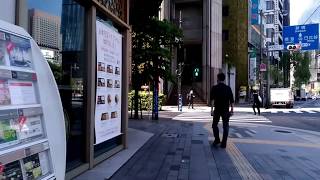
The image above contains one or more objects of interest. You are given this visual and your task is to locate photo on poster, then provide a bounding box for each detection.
[107,79,113,88]
[107,65,113,73]
[111,111,117,119]
[115,67,120,75]
[0,80,11,105]
[7,33,32,68]
[23,154,43,179]
[0,31,8,66]
[98,62,105,72]
[101,112,109,121]
[98,78,105,87]
[0,160,23,180]
[114,80,120,88]
[17,116,43,141]
[0,119,18,147]
[8,80,37,105]
[107,94,112,105]
[115,94,119,105]
[97,95,105,104]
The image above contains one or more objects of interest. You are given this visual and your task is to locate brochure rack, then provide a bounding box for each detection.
[0,20,65,180]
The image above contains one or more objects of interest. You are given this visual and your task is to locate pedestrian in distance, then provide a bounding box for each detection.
[210,73,234,148]
[252,89,261,115]
[187,89,195,109]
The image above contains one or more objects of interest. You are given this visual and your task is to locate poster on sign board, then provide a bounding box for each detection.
[95,20,122,145]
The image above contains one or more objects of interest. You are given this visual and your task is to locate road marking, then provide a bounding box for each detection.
[227,140,263,180]
[294,110,303,113]
[303,110,317,113]
[231,138,320,149]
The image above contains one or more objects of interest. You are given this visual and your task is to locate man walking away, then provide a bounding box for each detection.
[210,73,234,148]
[252,89,261,115]
[187,89,194,109]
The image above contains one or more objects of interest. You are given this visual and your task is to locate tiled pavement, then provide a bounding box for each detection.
[78,112,320,180]
[112,112,320,180]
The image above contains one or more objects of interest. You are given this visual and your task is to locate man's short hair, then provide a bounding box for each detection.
[217,73,225,82]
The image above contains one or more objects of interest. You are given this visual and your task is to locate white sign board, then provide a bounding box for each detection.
[268,44,284,51]
[249,57,256,83]
[95,21,122,145]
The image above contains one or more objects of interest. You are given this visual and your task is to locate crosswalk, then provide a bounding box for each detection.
[266,109,320,114]
[172,112,271,124]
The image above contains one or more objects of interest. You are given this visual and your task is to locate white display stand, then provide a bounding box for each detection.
[0,20,65,180]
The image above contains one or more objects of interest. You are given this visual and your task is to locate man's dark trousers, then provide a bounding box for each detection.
[212,110,230,144]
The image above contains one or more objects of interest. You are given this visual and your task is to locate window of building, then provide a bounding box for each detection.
[266,28,274,38]
[222,30,229,41]
[266,1,274,10]
[222,6,229,16]
[266,15,274,24]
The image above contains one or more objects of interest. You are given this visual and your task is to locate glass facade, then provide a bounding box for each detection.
[26,0,86,171]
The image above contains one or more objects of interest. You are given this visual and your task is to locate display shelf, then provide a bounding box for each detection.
[0,66,36,74]
[0,104,41,111]
[41,174,55,180]
[0,138,48,156]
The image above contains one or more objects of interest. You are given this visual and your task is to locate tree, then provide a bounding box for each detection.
[293,52,311,88]
[48,61,62,83]
[131,18,183,119]
[280,52,291,87]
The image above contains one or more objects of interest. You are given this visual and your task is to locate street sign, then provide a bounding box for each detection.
[260,63,267,72]
[268,44,284,51]
[283,24,319,51]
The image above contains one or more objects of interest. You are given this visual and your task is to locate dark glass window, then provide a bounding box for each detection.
[27,0,87,171]
[223,30,229,41]
[266,1,274,10]
[266,15,274,24]
[222,6,229,17]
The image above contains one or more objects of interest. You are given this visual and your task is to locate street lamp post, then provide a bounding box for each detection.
[260,8,288,108]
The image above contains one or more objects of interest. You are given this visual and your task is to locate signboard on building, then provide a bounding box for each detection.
[283,24,319,51]
[268,44,284,51]
[260,63,267,72]
[95,20,122,145]
[249,56,257,84]
[251,0,259,25]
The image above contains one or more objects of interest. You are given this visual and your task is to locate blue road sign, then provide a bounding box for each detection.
[283,24,319,51]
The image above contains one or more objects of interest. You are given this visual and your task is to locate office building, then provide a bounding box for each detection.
[29,9,61,63]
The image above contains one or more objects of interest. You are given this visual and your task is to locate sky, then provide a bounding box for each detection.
[27,0,62,17]
[291,0,320,25]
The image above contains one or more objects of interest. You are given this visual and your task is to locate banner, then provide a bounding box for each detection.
[251,0,259,25]
[249,56,257,84]
[95,21,122,145]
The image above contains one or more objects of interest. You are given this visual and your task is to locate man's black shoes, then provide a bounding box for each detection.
[220,143,227,148]
[212,140,220,146]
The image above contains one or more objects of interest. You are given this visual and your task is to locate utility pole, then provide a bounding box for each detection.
[259,9,265,106]
[177,10,183,112]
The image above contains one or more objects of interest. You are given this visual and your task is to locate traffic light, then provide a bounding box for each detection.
[193,68,199,77]
[287,44,301,51]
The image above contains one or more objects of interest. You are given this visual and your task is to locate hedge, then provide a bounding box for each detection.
[128,90,166,111]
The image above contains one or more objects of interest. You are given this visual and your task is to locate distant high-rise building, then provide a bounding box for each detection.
[28,9,61,63]
[283,0,290,26]
[262,0,286,60]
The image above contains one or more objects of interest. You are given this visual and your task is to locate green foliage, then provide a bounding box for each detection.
[270,65,283,85]
[132,18,183,85]
[293,52,311,88]
[280,52,291,87]
[128,91,166,111]
[47,61,62,83]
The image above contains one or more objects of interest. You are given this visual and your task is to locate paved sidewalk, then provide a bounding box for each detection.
[111,112,320,180]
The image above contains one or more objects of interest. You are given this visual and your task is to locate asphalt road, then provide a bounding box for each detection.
[264,99,320,132]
